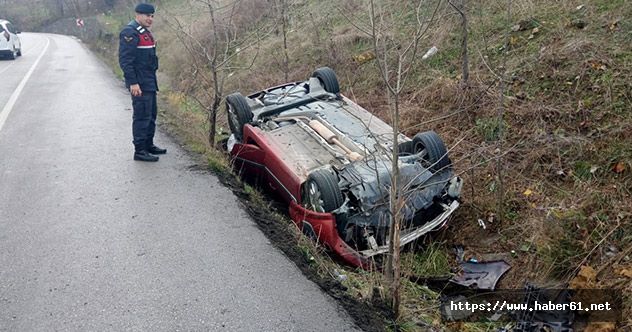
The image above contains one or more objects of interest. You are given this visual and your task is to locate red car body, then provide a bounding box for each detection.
[231,124,372,268]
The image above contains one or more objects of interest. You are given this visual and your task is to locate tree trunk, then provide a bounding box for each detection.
[387,92,401,319]
[209,64,220,148]
[449,0,469,88]
[208,97,220,147]
[280,0,289,81]
[208,1,220,148]
[496,0,512,224]
[460,0,469,87]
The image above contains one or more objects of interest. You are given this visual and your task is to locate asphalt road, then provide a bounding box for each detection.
[0,33,361,331]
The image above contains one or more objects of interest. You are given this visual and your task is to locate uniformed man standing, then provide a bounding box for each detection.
[118,3,166,162]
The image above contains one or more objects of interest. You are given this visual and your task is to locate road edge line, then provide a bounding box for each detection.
[0,36,51,133]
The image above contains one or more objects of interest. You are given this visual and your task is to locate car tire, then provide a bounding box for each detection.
[16,49,21,56]
[302,169,343,213]
[413,131,451,171]
[311,67,340,94]
[225,92,253,141]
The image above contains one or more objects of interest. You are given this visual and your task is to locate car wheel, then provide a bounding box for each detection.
[225,92,253,141]
[413,131,451,171]
[311,67,340,94]
[16,49,21,56]
[397,140,415,156]
[302,169,343,213]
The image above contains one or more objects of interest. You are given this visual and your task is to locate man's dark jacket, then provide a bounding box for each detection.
[118,20,159,92]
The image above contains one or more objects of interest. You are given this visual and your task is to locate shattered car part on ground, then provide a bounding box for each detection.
[448,245,511,291]
[225,67,462,268]
[512,284,574,332]
[450,260,512,290]
[440,285,575,329]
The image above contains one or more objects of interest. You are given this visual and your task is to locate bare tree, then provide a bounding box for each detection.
[448,0,469,87]
[164,0,273,147]
[359,0,442,317]
[276,0,290,81]
[495,0,511,224]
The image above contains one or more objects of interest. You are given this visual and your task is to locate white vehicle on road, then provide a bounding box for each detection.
[0,19,22,60]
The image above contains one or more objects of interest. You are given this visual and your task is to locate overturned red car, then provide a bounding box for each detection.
[225,67,462,268]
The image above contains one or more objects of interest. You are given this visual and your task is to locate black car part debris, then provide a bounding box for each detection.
[512,283,574,332]
[450,260,511,291]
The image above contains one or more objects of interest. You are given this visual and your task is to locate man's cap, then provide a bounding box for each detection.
[135,3,155,14]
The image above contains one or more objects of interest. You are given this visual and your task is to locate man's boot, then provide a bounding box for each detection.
[147,142,167,155]
[134,150,159,162]
[147,145,167,154]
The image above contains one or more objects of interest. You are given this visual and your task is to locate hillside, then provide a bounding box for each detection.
[155,1,631,329]
[21,0,631,330]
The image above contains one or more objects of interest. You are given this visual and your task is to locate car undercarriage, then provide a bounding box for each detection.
[226,67,462,267]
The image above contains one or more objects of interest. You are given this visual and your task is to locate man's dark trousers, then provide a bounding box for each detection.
[132,92,157,152]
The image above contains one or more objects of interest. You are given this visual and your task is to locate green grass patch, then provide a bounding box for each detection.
[572,160,594,181]
[424,43,461,75]
[207,150,229,173]
[538,233,584,279]
[475,117,508,142]
[404,243,451,277]
[594,0,627,13]
[538,209,588,278]
[97,12,129,34]
[604,142,632,165]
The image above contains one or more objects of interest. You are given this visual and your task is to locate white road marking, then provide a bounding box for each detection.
[0,37,50,134]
